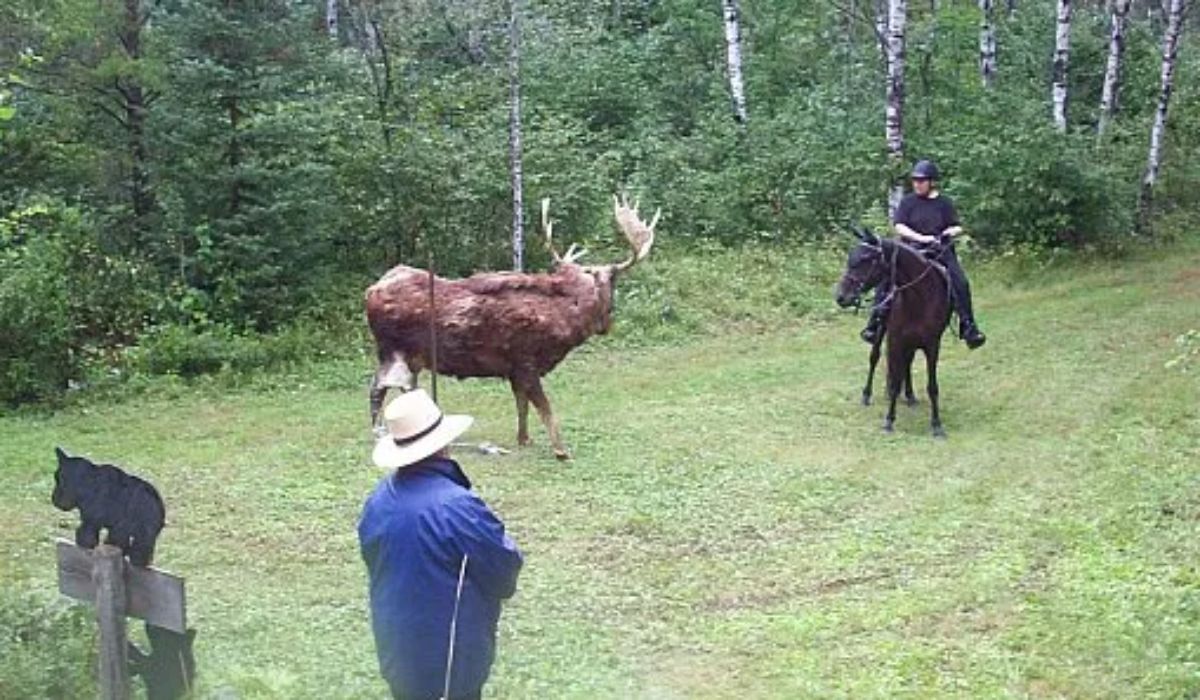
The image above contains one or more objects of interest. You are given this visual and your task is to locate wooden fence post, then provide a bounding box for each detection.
[92,545,131,700]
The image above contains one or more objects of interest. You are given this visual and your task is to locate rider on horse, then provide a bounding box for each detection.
[861,159,987,350]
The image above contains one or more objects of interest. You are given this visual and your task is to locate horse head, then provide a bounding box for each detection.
[835,225,888,308]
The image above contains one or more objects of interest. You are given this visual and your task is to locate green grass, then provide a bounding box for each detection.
[2,243,1199,699]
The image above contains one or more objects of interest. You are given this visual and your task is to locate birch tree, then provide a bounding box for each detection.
[885,0,907,216]
[722,0,749,124]
[1137,0,1187,229]
[980,0,997,88]
[1097,0,1131,137]
[509,0,525,271]
[1051,0,1072,131]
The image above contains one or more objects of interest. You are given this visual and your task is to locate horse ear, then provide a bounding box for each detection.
[849,223,868,240]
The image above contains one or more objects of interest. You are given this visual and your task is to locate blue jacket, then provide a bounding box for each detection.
[359,457,523,699]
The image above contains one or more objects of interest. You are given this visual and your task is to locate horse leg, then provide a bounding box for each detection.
[516,374,570,460]
[925,345,945,438]
[369,351,416,435]
[863,337,883,406]
[883,344,909,433]
[509,377,531,447]
[904,361,919,406]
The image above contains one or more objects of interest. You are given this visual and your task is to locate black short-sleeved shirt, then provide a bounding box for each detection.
[894,193,960,237]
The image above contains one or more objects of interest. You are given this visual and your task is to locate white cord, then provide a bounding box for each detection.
[442,554,469,700]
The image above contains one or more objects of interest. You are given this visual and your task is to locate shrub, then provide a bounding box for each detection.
[0,587,97,699]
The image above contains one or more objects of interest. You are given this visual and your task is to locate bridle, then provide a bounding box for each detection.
[847,238,950,309]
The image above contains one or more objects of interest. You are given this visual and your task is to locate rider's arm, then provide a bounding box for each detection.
[895,223,937,245]
[943,225,964,238]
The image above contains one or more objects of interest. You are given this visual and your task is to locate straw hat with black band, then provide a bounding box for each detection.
[372,389,474,469]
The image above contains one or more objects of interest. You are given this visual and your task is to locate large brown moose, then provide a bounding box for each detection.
[365,195,660,459]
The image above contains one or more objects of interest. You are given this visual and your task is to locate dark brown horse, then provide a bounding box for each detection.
[835,227,952,437]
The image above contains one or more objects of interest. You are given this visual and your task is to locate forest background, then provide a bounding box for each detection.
[1,0,1198,406]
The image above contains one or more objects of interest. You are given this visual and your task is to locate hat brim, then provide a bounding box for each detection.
[372,414,474,469]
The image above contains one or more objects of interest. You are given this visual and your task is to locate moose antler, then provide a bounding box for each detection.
[612,193,659,271]
[542,198,587,265]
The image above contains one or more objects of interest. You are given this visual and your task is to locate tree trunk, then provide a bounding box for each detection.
[722,0,749,124]
[979,0,997,88]
[119,0,155,246]
[1051,0,1072,131]
[326,0,339,39]
[509,0,525,271]
[1097,0,1131,137]
[1137,0,1186,231]
[885,0,907,217]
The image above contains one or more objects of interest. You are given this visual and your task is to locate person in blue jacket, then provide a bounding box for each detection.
[359,389,523,700]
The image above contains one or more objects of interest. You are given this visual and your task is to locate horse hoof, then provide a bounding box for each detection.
[861,394,872,406]
[905,396,919,407]
[882,423,894,434]
[932,426,946,439]
[554,450,572,461]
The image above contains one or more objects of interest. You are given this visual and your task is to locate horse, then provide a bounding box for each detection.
[835,226,952,437]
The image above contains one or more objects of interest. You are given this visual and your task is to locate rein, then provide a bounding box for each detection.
[868,240,950,308]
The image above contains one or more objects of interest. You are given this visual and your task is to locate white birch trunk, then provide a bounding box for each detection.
[1138,0,1186,227]
[326,0,338,39]
[1051,0,1072,131]
[979,0,997,88]
[509,0,525,271]
[722,0,749,124]
[885,0,907,217]
[1097,0,1131,137]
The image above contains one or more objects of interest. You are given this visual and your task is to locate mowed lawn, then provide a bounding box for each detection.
[2,246,1199,699]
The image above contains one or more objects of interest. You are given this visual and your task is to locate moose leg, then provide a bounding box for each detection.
[369,353,416,432]
[509,378,532,446]
[863,337,883,406]
[925,345,945,438]
[516,374,570,460]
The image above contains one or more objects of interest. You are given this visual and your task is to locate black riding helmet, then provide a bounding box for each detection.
[911,159,940,180]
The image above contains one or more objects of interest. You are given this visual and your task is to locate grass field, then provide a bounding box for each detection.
[2,243,1199,699]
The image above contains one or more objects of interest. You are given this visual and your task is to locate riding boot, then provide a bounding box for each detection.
[960,318,987,349]
[860,305,887,345]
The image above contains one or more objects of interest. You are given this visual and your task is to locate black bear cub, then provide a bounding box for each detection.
[51,447,166,567]
[128,623,197,700]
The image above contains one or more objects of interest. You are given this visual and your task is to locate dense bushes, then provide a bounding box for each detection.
[0,587,96,699]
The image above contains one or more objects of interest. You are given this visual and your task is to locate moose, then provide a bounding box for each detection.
[366,194,660,459]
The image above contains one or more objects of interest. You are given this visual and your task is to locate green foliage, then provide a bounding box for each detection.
[0,203,72,404]
[0,199,154,405]
[0,587,96,699]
